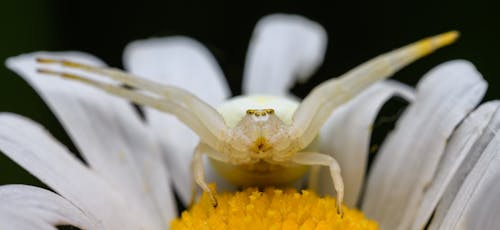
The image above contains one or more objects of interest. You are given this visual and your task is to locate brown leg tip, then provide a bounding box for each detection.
[211,198,218,208]
[337,205,344,218]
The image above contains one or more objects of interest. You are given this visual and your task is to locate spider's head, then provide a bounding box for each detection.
[227,107,291,160]
[216,95,299,161]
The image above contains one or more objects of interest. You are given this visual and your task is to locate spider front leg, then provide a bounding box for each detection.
[290,31,459,148]
[292,152,344,216]
[35,58,231,152]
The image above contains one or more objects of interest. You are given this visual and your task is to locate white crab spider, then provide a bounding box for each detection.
[35,31,458,215]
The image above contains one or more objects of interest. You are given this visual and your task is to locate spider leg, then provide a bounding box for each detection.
[192,143,217,207]
[291,31,459,149]
[189,169,197,208]
[37,58,200,101]
[36,58,229,146]
[292,152,344,216]
[36,68,225,150]
[191,142,232,207]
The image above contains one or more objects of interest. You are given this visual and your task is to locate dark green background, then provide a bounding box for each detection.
[1,0,499,189]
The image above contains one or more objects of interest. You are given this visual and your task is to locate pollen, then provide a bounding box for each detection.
[171,185,378,230]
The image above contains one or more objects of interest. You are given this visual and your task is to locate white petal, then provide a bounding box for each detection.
[361,60,487,229]
[123,36,231,203]
[412,102,500,229]
[0,185,102,230]
[317,80,415,207]
[6,52,176,225]
[0,113,158,230]
[428,101,500,230]
[0,212,51,230]
[242,14,327,95]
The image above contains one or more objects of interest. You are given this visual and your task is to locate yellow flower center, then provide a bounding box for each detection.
[171,186,378,230]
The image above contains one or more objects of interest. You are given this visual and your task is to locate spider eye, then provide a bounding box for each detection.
[265,109,275,114]
[246,109,275,116]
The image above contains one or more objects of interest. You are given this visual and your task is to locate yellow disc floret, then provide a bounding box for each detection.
[171,185,378,230]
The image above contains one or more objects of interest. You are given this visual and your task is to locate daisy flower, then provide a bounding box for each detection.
[2,14,500,229]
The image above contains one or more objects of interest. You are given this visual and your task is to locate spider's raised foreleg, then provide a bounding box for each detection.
[36,58,224,131]
[35,61,230,151]
[290,31,459,149]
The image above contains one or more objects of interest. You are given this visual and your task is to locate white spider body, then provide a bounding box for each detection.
[35,31,459,214]
[213,95,312,186]
[217,95,300,163]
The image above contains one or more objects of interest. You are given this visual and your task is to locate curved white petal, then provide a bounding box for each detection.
[317,80,415,207]
[0,185,102,230]
[428,101,500,230]
[123,36,231,203]
[6,52,175,226]
[0,113,158,230]
[362,60,487,229]
[412,102,500,229]
[243,14,327,95]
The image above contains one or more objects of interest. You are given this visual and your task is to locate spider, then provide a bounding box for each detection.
[35,31,458,216]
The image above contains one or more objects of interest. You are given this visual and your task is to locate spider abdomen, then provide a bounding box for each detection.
[210,158,309,187]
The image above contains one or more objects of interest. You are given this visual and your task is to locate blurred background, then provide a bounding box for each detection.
[1,0,499,191]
